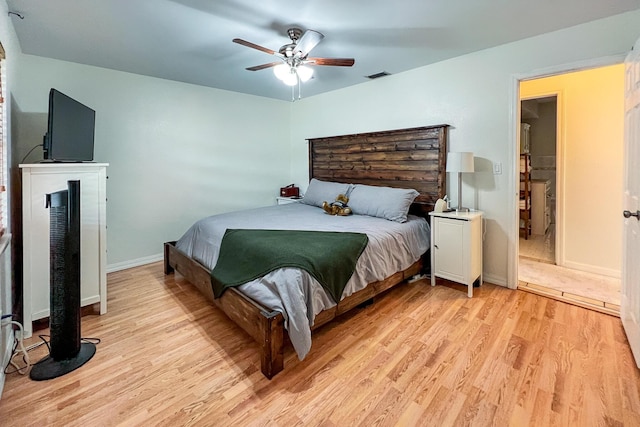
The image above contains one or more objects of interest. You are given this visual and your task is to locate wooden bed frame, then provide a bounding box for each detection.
[164,124,448,379]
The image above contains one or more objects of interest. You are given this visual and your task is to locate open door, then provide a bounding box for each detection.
[622,38,640,368]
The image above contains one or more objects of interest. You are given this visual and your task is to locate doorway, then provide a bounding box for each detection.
[519,96,557,264]
[515,64,623,315]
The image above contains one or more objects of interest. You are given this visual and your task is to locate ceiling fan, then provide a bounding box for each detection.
[233,28,355,87]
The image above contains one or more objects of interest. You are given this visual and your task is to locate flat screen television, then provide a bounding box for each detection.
[43,89,96,162]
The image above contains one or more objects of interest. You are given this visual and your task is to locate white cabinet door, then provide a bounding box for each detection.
[434,217,466,283]
[29,172,100,318]
[430,211,483,298]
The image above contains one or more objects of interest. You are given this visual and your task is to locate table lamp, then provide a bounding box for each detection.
[446,152,475,212]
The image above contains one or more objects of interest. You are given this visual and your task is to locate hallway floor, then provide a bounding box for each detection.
[518,225,621,315]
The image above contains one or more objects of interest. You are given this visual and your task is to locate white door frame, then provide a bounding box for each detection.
[507,54,626,289]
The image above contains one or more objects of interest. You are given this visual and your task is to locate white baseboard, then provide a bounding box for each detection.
[561,261,621,279]
[107,253,164,273]
[483,273,507,288]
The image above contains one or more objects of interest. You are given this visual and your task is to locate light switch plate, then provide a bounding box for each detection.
[493,162,502,175]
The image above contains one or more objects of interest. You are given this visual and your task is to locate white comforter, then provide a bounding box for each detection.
[176,203,430,359]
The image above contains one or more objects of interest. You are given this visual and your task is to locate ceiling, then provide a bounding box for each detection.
[6,0,640,101]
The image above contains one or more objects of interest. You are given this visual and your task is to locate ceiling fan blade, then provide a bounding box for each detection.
[246,62,281,71]
[233,38,276,55]
[294,30,324,57]
[307,57,355,67]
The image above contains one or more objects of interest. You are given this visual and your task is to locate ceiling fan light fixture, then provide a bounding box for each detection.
[282,70,298,86]
[273,63,290,81]
[234,27,354,100]
[296,65,313,82]
[274,63,300,86]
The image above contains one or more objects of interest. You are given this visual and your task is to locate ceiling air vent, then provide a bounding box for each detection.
[366,71,391,79]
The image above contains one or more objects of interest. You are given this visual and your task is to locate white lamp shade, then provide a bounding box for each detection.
[273,63,291,80]
[296,65,313,82]
[282,72,298,86]
[446,152,475,173]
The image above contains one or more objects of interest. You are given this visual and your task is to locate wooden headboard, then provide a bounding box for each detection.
[308,124,448,215]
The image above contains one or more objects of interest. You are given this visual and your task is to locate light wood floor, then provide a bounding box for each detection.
[1,263,639,426]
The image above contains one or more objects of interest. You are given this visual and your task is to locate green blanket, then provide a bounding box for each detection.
[210,229,369,303]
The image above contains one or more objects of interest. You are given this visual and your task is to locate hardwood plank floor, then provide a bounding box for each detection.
[1,263,639,426]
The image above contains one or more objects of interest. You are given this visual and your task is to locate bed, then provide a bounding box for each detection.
[164,124,448,378]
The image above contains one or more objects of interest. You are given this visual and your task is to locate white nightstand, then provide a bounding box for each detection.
[276,196,301,205]
[429,210,483,298]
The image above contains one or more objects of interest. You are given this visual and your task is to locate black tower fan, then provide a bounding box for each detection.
[30,180,96,381]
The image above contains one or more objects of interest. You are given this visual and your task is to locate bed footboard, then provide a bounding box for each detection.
[164,241,284,378]
[164,241,422,379]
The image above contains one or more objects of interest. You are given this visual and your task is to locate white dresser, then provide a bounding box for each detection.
[531,179,551,235]
[429,211,483,298]
[20,163,108,337]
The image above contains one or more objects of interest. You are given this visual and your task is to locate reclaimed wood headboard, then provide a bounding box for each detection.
[308,124,449,215]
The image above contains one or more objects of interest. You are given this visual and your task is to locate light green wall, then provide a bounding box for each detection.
[289,10,640,285]
[5,7,640,283]
[11,55,291,268]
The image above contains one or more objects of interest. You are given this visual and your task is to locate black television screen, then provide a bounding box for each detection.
[43,89,95,162]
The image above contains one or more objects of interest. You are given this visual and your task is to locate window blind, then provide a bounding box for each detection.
[0,42,6,237]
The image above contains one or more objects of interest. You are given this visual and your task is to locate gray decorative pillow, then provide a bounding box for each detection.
[300,178,353,208]
[348,184,419,222]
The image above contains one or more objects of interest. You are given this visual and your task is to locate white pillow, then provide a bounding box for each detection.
[348,184,419,222]
[300,178,353,208]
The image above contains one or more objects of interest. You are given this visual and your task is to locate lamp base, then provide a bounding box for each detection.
[455,207,470,213]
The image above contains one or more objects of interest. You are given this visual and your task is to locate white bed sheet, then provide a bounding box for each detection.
[176,203,430,359]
